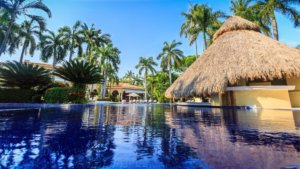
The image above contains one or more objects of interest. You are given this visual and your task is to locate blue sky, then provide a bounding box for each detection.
[2,0,300,76]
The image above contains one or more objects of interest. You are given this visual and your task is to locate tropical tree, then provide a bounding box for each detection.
[147,71,177,103]
[175,55,197,72]
[97,43,121,99]
[80,23,111,61]
[40,30,67,79]
[107,68,119,99]
[0,9,21,55]
[123,70,135,83]
[59,21,83,61]
[55,60,103,89]
[124,70,134,80]
[181,4,226,54]
[157,40,184,86]
[19,18,45,63]
[0,61,51,89]
[135,57,157,101]
[230,0,271,35]
[0,0,51,55]
[132,74,143,86]
[253,0,300,40]
[181,4,201,56]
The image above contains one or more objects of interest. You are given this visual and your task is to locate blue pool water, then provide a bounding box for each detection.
[0,104,299,169]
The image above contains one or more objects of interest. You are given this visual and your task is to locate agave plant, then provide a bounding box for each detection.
[0,61,51,89]
[54,60,103,89]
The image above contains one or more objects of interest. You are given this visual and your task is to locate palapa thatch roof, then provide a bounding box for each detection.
[166,16,300,98]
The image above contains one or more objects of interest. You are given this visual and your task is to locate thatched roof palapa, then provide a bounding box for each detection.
[166,16,300,98]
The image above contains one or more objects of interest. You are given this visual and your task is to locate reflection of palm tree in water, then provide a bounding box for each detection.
[135,106,155,160]
[134,105,198,167]
[0,106,116,168]
[0,110,41,168]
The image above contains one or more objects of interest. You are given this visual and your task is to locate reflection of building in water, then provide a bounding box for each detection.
[293,112,300,128]
[103,105,150,126]
[235,109,297,132]
[165,106,300,169]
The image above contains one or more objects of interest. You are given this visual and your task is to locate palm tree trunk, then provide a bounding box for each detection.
[168,64,172,85]
[203,31,207,50]
[109,79,112,96]
[144,72,148,102]
[0,19,14,55]
[52,57,57,82]
[195,42,199,57]
[271,14,279,40]
[69,49,74,62]
[101,68,108,100]
[168,64,173,103]
[19,44,27,63]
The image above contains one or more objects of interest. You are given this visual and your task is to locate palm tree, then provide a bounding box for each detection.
[230,0,271,36]
[98,43,121,99]
[157,40,184,86]
[135,57,157,101]
[80,23,111,61]
[181,4,201,56]
[59,21,83,61]
[55,60,103,90]
[0,0,51,55]
[0,9,21,55]
[0,61,51,89]
[181,4,226,53]
[40,30,67,80]
[124,70,135,83]
[253,0,300,40]
[132,74,143,86]
[19,18,45,63]
[107,68,119,97]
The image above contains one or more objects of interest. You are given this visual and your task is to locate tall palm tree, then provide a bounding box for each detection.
[0,0,51,55]
[181,4,201,56]
[80,23,111,61]
[0,9,21,55]
[253,0,300,40]
[40,30,67,80]
[107,68,119,97]
[135,57,157,101]
[181,4,226,53]
[98,43,121,99]
[157,40,184,86]
[59,21,83,61]
[230,0,271,36]
[19,18,45,63]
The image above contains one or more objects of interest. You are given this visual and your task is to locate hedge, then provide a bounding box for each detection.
[0,89,37,103]
[44,87,87,104]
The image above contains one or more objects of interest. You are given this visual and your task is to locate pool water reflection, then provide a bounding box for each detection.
[0,104,299,169]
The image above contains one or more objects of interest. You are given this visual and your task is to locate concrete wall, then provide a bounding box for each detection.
[233,90,292,109]
[287,77,300,107]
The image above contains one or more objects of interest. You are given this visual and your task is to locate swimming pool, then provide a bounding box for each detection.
[0,104,299,168]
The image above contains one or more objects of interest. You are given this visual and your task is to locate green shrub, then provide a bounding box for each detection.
[44,87,69,103]
[0,61,51,89]
[0,89,37,103]
[44,87,87,104]
[68,87,87,104]
[158,96,168,103]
